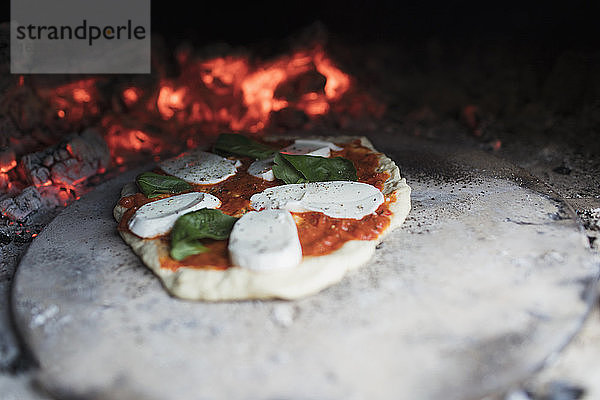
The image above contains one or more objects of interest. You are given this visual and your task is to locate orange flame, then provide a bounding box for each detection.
[49,47,371,172]
[200,57,248,93]
[157,47,354,132]
[72,88,91,103]
[300,93,330,116]
[41,78,99,123]
[0,159,16,173]
[0,173,11,191]
[122,88,140,106]
[105,125,163,155]
[157,86,187,119]
[314,50,350,101]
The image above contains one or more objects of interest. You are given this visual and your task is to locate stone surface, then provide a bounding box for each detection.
[0,373,51,400]
[0,209,58,371]
[11,140,599,400]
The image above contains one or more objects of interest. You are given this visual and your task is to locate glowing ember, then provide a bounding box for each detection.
[200,57,249,92]
[157,86,187,119]
[0,173,11,191]
[72,88,91,103]
[461,105,482,136]
[299,92,330,116]
[150,47,356,133]
[105,124,163,155]
[314,50,350,100]
[2,44,377,216]
[0,157,16,173]
[127,130,154,151]
[37,180,52,188]
[38,78,100,125]
[122,88,140,106]
[58,188,71,204]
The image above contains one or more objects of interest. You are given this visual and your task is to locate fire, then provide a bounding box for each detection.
[299,92,330,116]
[4,44,379,216]
[57,188,71,205]
[232,49,349,130]
[314,50,351,100]
[0,173,11,192]
[37,180,52,188]
[39,78,100,125]
[200,57,249,92]
[126,130,154,151]
[0,159,16,173]
[0,149,16,174]
[157,86,187,119]
[239,66,289,131]
[96,46,370,167]
[72,88,91,103]
[122,88,140,106]
[144,47,355,133]
[104,121,164,159]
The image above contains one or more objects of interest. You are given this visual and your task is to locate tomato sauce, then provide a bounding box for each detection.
[294,197,394,256]
[192,162,279,217]
[332,139,389,190]
[160,239,231,271]
[118,140,394,270]
[117,192,155,232]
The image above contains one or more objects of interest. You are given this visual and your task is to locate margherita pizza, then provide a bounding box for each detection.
[113,134,411,301]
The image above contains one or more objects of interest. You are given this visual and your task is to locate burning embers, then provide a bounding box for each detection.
[103,45,377,164]
[1,129,110,221]
[1,43,379,222]
[165,47,351,132]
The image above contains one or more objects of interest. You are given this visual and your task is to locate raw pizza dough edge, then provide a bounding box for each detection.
[113,136,411,301]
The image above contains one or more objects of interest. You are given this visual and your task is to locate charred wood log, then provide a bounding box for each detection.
[0,128,110,221]
[0,186,42,221]
[18,128,109,188]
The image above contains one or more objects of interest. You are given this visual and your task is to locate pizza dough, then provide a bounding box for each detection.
[113,136,411,300]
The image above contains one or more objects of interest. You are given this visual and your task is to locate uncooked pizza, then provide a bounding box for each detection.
[113,134,411,300]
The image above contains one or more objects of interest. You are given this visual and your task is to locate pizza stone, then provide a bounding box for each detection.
[113,136,411,301]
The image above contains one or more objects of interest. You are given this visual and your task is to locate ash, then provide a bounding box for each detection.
[579,209,600,232]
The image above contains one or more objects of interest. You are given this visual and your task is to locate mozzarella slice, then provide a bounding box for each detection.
[160,150,240,184]
[248,139,342,182]
[228,209,302,271]
[280,139,342,157]
[128,192,221,238]
[250,181,384,220]
[247,158,275,181]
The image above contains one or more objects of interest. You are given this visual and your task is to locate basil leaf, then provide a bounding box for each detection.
[136,172,192,198]
[273,153,357,184]
[170,209,238,261]
[170,239,208,261]
[272,153,308,184]
[213,133,277,160]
